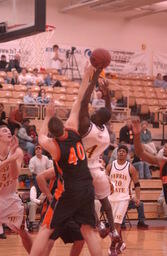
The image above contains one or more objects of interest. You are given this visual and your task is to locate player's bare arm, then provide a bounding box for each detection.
[129,164,140,206]
[38,102,58,160]
[36,168,55,203]
[65,64,94,131]
[132,117,163,167]
[78,68,102,136]
[99,79,111,114]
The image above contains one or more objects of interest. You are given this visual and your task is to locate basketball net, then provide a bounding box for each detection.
[19,25,56,69]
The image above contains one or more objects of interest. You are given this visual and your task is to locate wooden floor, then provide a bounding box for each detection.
[0,227,167,256]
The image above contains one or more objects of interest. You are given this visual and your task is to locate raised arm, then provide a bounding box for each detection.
[132,118,163,167]
[78,68,102,136]
[65,64,94,130]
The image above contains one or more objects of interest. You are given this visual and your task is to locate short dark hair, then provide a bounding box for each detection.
[0,124,8,130]
[53,44,59,50]
[118,144,128,153]
[97,107,111,124]
[22,118,30,124]
[48,115,64,138]
[1,55,6,58]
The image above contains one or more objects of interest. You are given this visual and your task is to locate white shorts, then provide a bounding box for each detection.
[108,198,129,224]
[90,167,111,200]
[0,193,24,231]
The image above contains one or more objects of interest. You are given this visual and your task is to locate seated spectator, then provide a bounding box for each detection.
[140,120,157,155]
[7,54,22,73]
[122,199,148,229]
[17,118,35,156]
[27,125,38,144]
[130,149,152,179]
[157,143,167,159]
[44,73,62,87]
[92,90,105,109]
[24,88,36,104]
[119,118,134,145]
[30,68,44,86]
[28,182,46,231]
[36,88,50,104]
[29,145,53,175]
[8,104,24,135]
[9,69,19,85]
[157,189,167,219]
[0,103,7,126]
[110,97,117,110]
[153,73,163,87]
[0,224,6,239]
[0,55,8,71]
[18,68,32,85]
[162,75,167,89]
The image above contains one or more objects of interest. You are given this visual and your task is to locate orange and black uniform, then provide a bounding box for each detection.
[161,162,167,204]
[43,129,95,240]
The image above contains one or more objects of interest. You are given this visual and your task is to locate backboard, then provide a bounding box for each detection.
[0,0,46,42]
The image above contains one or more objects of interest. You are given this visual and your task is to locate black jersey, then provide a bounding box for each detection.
[161,162,167,204]
[54,129,93,191]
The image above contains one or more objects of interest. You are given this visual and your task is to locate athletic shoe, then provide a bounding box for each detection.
[98,221,110,239]
[110,229,121,243]
[116,241,126,254]
[108,246,118,256]
[137,221,149,229]
[0,233,6,239]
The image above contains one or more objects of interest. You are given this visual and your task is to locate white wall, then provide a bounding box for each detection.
[47,0,167,52]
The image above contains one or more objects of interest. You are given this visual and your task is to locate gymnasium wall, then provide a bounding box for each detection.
[47,0,167,52]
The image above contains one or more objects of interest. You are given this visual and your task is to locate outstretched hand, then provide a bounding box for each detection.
[98,78,110,97]
[131,116,141,135]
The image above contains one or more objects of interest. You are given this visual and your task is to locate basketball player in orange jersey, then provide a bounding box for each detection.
[106,145,140,255]
[0,128,32,253]
[78,77,120,255]
[132,117,167,204]
[29,65,103,256]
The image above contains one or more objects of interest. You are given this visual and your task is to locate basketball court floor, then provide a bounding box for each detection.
[0,223,167,256]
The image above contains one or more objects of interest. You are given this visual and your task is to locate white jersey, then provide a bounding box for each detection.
[82,122,110,169]
[0,153,17,195]
[109,160,131,201]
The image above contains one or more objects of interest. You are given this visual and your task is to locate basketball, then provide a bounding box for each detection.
[90,48,111,69]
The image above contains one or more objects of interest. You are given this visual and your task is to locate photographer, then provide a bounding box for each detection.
[50,44,63,74]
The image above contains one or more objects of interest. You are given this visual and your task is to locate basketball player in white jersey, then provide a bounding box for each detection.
[0,126,32,253]
[106,144,140,255]
[79,77,120,256]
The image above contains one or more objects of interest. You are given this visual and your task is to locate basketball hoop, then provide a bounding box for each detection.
[45,24,56,32]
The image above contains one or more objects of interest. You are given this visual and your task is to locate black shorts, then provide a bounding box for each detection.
[50,219,83,242]
[43,186,95,239]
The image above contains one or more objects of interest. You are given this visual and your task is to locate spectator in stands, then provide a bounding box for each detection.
[17,118,35,156]
[140,120,157,155]
[153,73,163,87]
[0,55,8,71]
[50,44,63,74]
[122,199,148,229]
[130,149,152,179]
[30,68,44,86]
[7,54,22,73]
[28,183,46,232]
[18,68,32,85]
[92,90,105,109]
[9,69,19,85]
[0,103,7,126]
[157,189,167,219]
[8,104,24,135]
[36,88,50,104]
[157,143,167,159]
[44,73,62,87]
[24,88,36,104]
[27,125,38,145]
[110,97,117,110]
[29,145,53,175]
[119,118,134,145]
[162,75,167,89]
